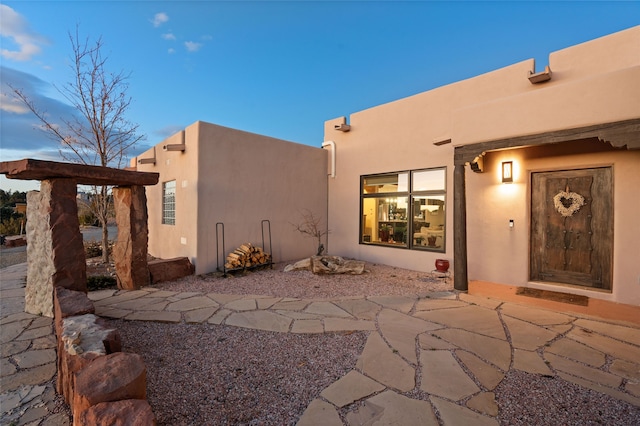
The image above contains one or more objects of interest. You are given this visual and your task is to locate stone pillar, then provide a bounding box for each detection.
[26,179,87,317]
[113,185,150,290]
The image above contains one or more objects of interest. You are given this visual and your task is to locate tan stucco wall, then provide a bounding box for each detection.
[134,127,200,267]
[324,26,639,305]
[135,121,327,275]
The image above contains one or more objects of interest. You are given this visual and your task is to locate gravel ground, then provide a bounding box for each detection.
[111,261,639,425]
[0,245,27,269]
[151,261,453,299]
[2,253,638,425]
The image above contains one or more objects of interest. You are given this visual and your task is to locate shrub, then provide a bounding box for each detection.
[87,275,117,291]
[84,241,114,259]
[0,216,25,236]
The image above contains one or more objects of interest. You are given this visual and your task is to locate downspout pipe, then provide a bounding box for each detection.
[321,141,335,254]
[321,141,336,178]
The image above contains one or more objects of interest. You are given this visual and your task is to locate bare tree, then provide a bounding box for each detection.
[10,28,144,263]
[292,209,330,256]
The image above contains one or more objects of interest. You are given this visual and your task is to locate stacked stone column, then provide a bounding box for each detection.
[113,185,150,290]
[26,179,87,317]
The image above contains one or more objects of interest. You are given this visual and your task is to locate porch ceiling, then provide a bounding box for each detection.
[454,118,640,166]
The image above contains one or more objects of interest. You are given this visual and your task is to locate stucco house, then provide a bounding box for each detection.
[133,122,327,276]
[134,26,639,318]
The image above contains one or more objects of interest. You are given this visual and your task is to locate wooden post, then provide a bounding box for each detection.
[453,162,468,291]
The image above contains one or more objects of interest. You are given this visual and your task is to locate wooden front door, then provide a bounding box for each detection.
[530,167,613,289]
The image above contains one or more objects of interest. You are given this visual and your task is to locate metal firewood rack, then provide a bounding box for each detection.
[216,220,273,276]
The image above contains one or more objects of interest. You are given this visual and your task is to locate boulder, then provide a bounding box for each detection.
[56,313,121,404]
[73,352,146,420]
[285,256,366,275]
[54,287,95,330]
[148,257,194,283]
[76,399,156,426]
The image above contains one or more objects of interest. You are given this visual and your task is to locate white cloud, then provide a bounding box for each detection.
[162,33,176,41]
[0,5,48,62]
[168,48,176,54]
[0,91,30,114]
[151,12,169,28]
[184,41,202,52]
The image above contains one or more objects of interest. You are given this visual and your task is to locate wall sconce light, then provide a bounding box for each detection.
[502,161,513,183]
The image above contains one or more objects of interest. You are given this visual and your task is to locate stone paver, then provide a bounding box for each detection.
[225,310,292,332]
[420,350,480,400]
[3,260,640,426]
[224,297,258,311]
[125,310,181,323]
[334,299,381,320]
[499,303,574,325]
[184,307,218,323]
[546,337,606,367]
[378,308,441,363]
[291,319,324,334]
[320,370,385,407]
[573,318,640,345]
[544,352,623,388]
[418,333,457,350]
[467,391,499,416]
[346,390,439,426]
[165,295,218,311]
[415,305,507,340]
[502,315,558,350]
[431,396,498,426]
[356,332,415,392]
[297,399,342,426]
[414,297,467,311]
[512,349,553,375]
[432,328,512,371]
[305,301,352,318]
[324,317,376,332]
[567,327,640,364]
[367,295,415,313]
[455,350,505,390]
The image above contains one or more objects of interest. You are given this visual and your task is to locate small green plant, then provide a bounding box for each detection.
[87,275,117,291]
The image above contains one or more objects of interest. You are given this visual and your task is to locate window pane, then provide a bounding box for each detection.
[412,169,445,192]
[361,196,408,246]
[162,180,176,225]
[360,168,446,252]
[363,173,408,194]
[411,195,445,251]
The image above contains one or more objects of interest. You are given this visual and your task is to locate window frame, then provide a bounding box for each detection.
[360,167,447,252]
[162,180,176,225]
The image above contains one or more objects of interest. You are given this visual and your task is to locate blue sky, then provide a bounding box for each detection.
[1,1,638,192]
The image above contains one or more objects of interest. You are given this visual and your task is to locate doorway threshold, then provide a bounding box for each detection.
[515,287,589,306]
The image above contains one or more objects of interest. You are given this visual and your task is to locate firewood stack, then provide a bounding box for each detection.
[224,243,271,270]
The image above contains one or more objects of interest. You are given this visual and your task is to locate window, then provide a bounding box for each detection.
[360,167,446,251]
[162,180,176,225]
